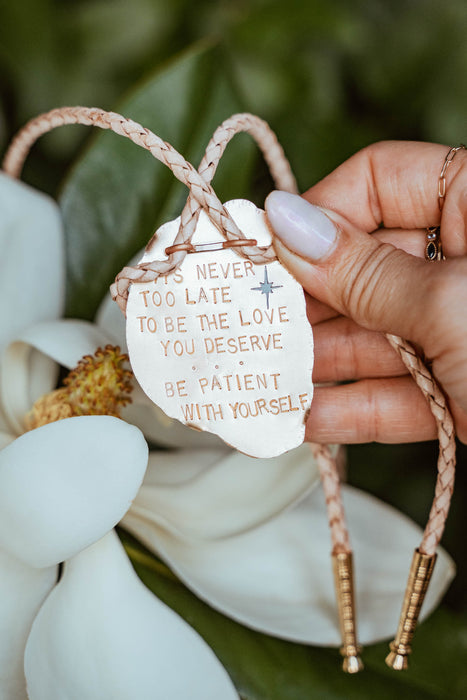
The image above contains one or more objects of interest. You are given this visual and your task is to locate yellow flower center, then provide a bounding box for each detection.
[25,345,133,431]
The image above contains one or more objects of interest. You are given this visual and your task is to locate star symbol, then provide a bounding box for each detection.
[251,266,282,309]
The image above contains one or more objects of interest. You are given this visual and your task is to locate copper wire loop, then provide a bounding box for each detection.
[438,144,466,211]
[165,238,258,256]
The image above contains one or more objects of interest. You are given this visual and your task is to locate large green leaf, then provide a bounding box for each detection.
[60,41,255,319]
[121,534,467,700]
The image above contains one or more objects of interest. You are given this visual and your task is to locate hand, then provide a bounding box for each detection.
[265,141,467,444]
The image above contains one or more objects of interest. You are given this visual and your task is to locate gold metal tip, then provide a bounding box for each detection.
[342,654,364,674]
[386,548,437,671]
[385,648,409,671]
[332,552,363,673]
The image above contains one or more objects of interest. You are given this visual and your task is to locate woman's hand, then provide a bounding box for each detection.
[265,141,467,444]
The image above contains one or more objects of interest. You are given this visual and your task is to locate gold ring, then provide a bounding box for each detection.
[425,144,465,262]
[438,144,466,211]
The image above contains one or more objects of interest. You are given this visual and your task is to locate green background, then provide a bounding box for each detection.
[1,1,466,697]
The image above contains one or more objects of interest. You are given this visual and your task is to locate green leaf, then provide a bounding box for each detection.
[121,532,467,700]
[60,41,255,319]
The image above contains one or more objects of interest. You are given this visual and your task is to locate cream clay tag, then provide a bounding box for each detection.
[126,199,314,458]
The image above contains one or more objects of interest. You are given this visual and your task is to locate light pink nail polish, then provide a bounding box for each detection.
[265,190,337,261]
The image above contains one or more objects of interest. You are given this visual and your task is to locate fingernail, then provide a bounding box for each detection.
[265,190,337,261]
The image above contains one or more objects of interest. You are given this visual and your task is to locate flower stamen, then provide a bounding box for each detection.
[25,345,133,431]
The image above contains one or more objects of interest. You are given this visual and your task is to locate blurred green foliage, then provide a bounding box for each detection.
[60,42,256,318]
[1,1,467,696]
[2,0,467,192]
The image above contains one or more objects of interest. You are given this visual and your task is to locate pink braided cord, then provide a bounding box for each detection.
[113,113,299,313]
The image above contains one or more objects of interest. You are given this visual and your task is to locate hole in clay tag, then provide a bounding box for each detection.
[126,199,314,458]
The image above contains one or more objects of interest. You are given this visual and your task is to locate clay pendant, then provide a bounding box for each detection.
[126,199,314,458]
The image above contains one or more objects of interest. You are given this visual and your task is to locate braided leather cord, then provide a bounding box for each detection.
[113,113,299,311]
[385,335,455,555]
[311,443,351,553]
[1,106,455,558]
[2,107,276,314]
[175,113,299,244]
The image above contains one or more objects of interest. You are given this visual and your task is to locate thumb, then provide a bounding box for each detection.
[265,190,434,345]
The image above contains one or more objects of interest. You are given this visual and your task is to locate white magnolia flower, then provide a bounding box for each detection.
[0,172,455,698]
[0,173,238,700]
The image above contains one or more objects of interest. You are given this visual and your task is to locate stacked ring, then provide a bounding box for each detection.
[425,144,466,262]
[425,226,443,262]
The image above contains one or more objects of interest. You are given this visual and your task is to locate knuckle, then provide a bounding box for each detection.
[358,141,391,161]
[446,150,467,194]
[364,381,380,442]
[341,318,360,380]
[350,379,379,442]
[355,143,388,224]
[337,242,405,329]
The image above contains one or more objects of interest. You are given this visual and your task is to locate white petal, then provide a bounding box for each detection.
[11,319,116,369]
[96,288,128,351]
[0,429,15,450]
[24,531,238,700]
[0,173,65,355]
[0,320,117,434]
[125,443,320,541]
[139,447,231,486]
[121,390,227,449]
[0,416,148,567]
[0,340,58,435]
[123,483,455,646]
[0,548,56,700]
[0,404,11,434]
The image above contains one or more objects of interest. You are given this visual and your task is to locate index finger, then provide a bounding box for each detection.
[303,141,467,254]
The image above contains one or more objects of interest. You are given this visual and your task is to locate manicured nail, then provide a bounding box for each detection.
[265,190,337,261]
